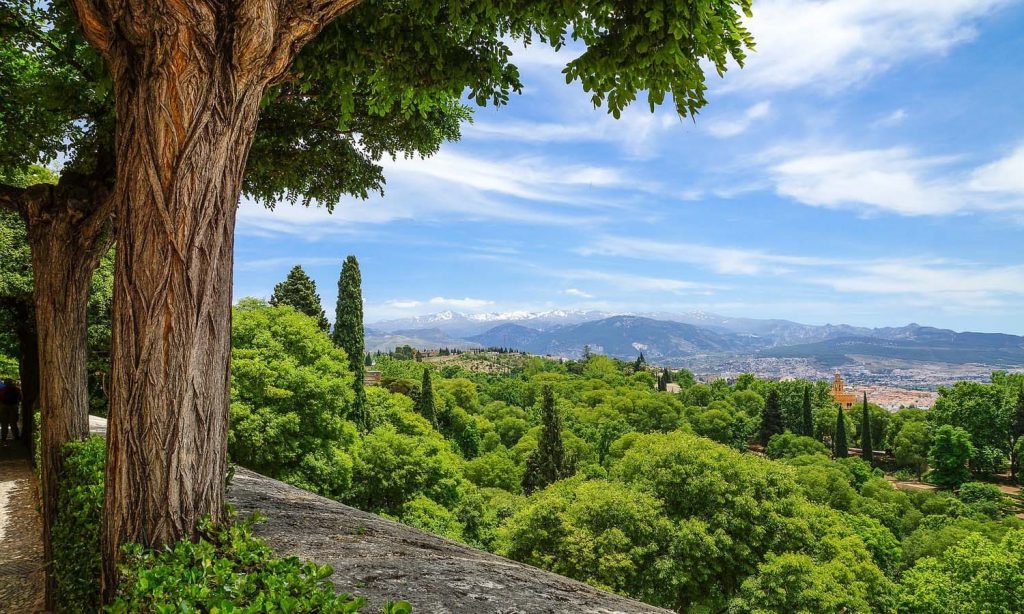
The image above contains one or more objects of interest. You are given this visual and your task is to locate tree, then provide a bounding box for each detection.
[522,386,571,493]
[633,352,646,373]
[269,265,329,331]
[861,393,874,464]
[897,531,1024,614]
[765,433,828,460]
[802,385,813,437]
[416,369,437,427]
[332,256,366,429]
[931,381,1009,474]
[228,299,355,497]
[1010,388,1024,480]
[25,0,755,594]
[1,164,107,605]
[893,421,930,480]
[834,406,849,459]
[759,388,783,447]
[929,425,974,487]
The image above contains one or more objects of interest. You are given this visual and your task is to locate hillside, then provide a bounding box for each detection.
[760,328,1024,367]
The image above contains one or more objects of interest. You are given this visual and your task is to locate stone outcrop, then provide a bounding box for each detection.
[88,417,667,613]
[228,468,668,614]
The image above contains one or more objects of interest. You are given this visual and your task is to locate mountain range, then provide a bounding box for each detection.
[366,309,1024,369]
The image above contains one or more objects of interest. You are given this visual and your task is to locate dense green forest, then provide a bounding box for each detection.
[4,250,1024,611]
[224,288,1024,613]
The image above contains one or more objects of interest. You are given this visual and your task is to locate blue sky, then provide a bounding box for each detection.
[234,0,1024,334]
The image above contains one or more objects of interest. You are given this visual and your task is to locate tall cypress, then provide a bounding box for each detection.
[834,405,849,459]
[416,368,437,426]
[759,388,784,446]
[633,352,646,372]
[269,265,329,331]
[861,392,873,464]
[522,386,569,494]
[802,385,814,437]
[332,255,366,429]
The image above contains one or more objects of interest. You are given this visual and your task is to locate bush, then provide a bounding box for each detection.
[958,481,1006,518]
[53,436,105,612]
[765,433,828,459]
[109,512,411,613]
[53,437,407,613]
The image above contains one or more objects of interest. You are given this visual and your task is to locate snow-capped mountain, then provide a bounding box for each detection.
[370,309,612,337]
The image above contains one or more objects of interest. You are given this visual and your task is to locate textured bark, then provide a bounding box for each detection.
[21,176,112,609]
[81,0,364,599]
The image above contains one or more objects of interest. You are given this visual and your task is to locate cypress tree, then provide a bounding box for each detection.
[269,265,329,331]
[802,385,814,437]
[633,351,646,372]
[416,368,437,427]
[834,405,849,459]
[522,386,569,494]
[332,256,366,429]
[861,392,874,464]
[759,388,784,447]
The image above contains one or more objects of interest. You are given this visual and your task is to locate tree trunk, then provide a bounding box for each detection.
[99,35,266,601]
[61,0,365,601]
[11,303,38,453]
[23,183,111,609]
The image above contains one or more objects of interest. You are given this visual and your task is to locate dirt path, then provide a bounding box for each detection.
[0,440,44,613]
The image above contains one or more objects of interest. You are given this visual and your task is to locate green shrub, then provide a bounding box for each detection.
[52,438,407,613]
[109,512,412,613]
[53,436,105,612]
[958,481,1006,518]
[765,433,828,459]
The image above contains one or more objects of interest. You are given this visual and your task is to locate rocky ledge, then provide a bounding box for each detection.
[228,468,668,614]
[89,418,665,613]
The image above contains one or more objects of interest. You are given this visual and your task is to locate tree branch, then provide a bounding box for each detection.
[265,0,366,84]
[0,184,26,215]
[67,0,113,59]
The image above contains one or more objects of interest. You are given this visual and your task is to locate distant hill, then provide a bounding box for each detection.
[370,309,611,337]
[365,310,1024,369]
[760,326,1024,367]
[469,316,757,361]
[467,323,545,349]
[364,327,481,353]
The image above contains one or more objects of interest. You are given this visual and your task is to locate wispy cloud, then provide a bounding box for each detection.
[766,143,1024,216]
[564,288,595,299]
[969,144,1024,195]
[578,236,835,275]
[706,101,772,138]
[722,0,1009,93]
[557,269,716,295]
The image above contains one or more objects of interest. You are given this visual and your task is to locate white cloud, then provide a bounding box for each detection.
[552,269,718,295]
[427,296,495,309]
[724,0,1008,93]
[579,236,835,275]
[384,299,423,309]
[969,144,1024,194]
[766,143,1024,216]
[386,150,626,205]
[813,260,1024,310]
[564,288,595,299]
[770,147,964,215]
[706,101,772,138]
[465,107,682,159]
[582,233,1024,310]
[872,109,908,128]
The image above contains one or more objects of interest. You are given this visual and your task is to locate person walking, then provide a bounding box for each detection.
[0,379,22,442]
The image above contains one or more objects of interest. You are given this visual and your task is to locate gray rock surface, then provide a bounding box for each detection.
[89,418,667,613]
[227,468,669,614]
